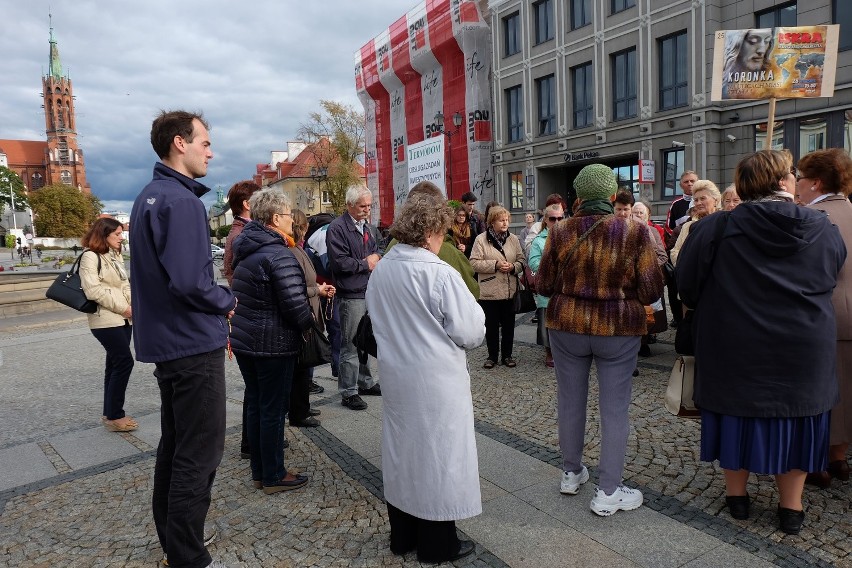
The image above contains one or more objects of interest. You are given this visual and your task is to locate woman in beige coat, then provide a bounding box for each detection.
[798,148,852,486]
[469,205,526,368]
[80,218,135,432]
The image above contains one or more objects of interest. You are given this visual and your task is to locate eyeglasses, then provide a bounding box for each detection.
[276,211,292,218]
[790,166,797,176]
[548,216,564,222]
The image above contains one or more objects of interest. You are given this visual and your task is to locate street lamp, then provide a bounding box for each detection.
[434,111,464,198]
[310,167,328,212]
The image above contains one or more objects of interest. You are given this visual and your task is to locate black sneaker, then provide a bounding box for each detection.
[359,384,382,396]
[309,381,325,394]
[342,394,368,410]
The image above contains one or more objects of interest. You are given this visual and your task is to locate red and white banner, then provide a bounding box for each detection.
[356,0,493,227]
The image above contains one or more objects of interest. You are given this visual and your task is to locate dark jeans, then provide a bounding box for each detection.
[153,349,226,568]
[387,502,460,563]
[235,354,295,484]
[322,296,341,375]
[666,270,682,324]
[479,299,515,361]
[90,322,133,420]
[289,365,312,423]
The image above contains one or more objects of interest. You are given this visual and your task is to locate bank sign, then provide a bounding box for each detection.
[407,137,446,194]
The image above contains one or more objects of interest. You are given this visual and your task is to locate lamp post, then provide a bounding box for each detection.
[434,111,464,198]
[310,166,328,213]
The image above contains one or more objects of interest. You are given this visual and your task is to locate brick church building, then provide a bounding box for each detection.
[0,20,90,195]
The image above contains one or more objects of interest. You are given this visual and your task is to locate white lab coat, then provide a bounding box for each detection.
[366,243,486,521]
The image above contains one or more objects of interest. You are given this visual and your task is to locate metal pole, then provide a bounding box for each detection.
[8,177,16,231]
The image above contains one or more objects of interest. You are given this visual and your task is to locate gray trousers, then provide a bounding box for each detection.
[550,330,639,495]
[338,297,377,397]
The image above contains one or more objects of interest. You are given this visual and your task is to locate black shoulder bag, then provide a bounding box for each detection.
[45,252,101,313]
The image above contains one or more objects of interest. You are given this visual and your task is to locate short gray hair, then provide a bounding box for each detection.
[248,188,291,225]
[345,185,372,206]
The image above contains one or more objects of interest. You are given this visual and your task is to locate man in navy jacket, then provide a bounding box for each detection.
[326,185,382,410]
[130,110,236,568]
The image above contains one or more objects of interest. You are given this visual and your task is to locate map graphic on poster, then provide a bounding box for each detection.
[711,25,839,101]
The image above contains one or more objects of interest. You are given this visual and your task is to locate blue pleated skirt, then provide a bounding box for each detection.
[700,410,830,474]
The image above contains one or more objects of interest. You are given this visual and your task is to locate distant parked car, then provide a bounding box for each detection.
[211,244,225,267]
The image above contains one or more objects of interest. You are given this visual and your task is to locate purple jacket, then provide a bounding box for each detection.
[325,214,379,299]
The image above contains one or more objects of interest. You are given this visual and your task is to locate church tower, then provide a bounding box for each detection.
[41,15,89,193]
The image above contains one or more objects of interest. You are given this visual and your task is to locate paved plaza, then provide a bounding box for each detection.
[0,306,849,567]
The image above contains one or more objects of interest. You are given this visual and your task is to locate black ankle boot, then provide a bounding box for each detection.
[725,495,750,520]
[778,507,804,535]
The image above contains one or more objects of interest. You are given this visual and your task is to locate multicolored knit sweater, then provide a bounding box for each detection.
[536,213,664,336]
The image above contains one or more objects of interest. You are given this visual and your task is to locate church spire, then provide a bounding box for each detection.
[48,13,63,80]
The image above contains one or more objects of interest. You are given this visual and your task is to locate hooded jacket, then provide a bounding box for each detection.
[677,201,846,417]
[129,163,235,363]
[229,221,313,357]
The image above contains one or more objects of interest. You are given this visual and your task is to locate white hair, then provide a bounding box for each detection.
[345,185,372,206]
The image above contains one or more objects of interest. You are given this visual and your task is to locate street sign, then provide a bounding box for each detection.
[639,160,655,183]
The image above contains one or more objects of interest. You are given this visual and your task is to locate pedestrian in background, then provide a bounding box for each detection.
[528,202,564,368]
[229,190,313,494]
[670,180,721,266]
[797,148,852,488]
[460,191,485,240]
[366,193,484,564]
[449,206,474,258]
[677,149,845,535]
[537,164,662,516]
[469,205,526,369]
[80,217,135,433]
[130,110,236,568]
[518,212,535,254]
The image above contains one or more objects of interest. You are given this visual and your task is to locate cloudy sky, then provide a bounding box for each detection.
[0,0,409,212]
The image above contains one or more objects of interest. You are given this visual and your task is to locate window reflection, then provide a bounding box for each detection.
[755,121,784,151]
[799,117,827,154]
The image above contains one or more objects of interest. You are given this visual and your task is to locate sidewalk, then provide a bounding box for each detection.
[0,309,846,567]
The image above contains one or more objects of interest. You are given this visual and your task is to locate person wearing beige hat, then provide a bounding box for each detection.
[536,163,663,516]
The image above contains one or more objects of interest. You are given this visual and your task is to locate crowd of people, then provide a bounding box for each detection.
[71,108,849,566]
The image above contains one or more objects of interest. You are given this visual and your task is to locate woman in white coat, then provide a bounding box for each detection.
[366,193,485,564]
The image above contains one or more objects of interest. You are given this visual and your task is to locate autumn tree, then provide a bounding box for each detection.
[29,184,102,238]
[0,166,31,212]
[297,100,365,215]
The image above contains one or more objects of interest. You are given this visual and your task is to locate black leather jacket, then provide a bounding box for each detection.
[230,221,313,357]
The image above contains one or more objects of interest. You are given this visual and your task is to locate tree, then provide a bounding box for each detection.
[29,183,102,238]
[297,100,365,215]
[216,225,231,240]
[0,166,30,211]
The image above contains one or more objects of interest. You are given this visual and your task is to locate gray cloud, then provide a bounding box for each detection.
[1,0,409,210]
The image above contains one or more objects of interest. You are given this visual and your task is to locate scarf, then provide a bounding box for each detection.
[577,199,614,216]
[266,224,296,248]
[451,220,471,240]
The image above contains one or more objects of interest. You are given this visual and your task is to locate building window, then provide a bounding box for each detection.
[845,111,852,153]
[612,164,640,199]
[536,75,556,136]
[60,170,72,185]
[659,32,688,110]
[503,12,521,57]
[800,117,827,154]
[322,190,331,204]
[572,63,594,128]
[836,1,852,51]
[31,172,44,190]
[662,148,685,198]
[756,2,796,27]
[506,86,524,143]
[612,0,636,14]
[612,49,637,120]
[509,171,524,210]
[755,121,785,151]
[571,0,592,29]
[533,0,554,45]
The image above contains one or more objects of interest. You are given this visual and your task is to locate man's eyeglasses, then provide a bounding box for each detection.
[548,216,564,222]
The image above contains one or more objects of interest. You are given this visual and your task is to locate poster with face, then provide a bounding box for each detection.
[710,25,839,101]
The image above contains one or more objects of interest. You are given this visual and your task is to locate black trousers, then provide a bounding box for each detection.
[152,349,226,568]
[387,502,460,563]
[666,271,682,324]
[289,365,312,423]
[90,322,134,420]
[479,299,515,362]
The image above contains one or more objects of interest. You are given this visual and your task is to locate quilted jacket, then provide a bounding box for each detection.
[229,221,313,357]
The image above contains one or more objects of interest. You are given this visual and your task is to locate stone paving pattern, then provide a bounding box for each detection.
[0,313,849,566]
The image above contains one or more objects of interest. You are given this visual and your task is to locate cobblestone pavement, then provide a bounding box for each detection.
[0,312,849,567]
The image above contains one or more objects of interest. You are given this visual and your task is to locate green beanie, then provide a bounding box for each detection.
[573,164,617,201]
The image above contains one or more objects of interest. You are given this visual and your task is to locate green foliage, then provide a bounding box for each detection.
[0,166,30,210]
[447,199,462,210]
[29,184,102,238]
[5,235,14,249]
[216,224,231,239]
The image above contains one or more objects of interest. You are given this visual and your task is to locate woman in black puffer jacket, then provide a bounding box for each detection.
[230,188,314,494]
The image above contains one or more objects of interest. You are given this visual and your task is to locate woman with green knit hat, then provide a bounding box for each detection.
[536,163,664,516]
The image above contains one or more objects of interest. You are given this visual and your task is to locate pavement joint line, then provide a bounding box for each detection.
[37,439,72,475]
[121,431,154,452]
[300,424,511,568]
[472,418,833,568]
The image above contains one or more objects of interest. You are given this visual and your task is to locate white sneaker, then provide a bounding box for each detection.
[560,465,589,495]
[590,485,643,516]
